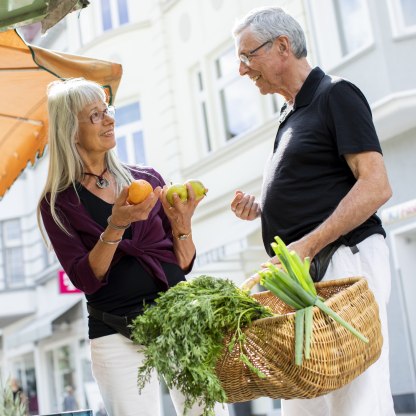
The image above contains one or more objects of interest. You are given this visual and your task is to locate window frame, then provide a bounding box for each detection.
[193,68,213,153]
[306,0,374,70]
[213,45,264,143]
[387,0,416,38]
[0,219,25,288]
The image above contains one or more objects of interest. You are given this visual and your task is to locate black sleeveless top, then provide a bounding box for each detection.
[77,185,186,339]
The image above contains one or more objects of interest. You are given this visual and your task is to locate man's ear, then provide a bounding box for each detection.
[277,36,290,54]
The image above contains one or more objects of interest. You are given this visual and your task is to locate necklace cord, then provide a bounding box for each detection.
[83,168,109,189]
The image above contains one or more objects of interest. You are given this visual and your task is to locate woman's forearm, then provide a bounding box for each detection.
[171,230,196,270]
[88,225,126,280]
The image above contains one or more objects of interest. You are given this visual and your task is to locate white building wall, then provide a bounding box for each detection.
[1,0,416,414]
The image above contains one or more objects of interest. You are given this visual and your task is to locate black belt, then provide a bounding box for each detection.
[310,242,359,282]
[87,304,132,339]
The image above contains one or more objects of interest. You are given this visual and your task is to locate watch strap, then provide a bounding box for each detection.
[174,231,192,240]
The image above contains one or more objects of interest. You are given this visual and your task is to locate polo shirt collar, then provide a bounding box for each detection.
[293,66,325,109]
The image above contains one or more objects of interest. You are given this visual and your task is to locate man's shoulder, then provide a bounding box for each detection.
[316,72,367,106]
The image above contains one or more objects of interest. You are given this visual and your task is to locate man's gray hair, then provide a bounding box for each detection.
[233,7,307,59]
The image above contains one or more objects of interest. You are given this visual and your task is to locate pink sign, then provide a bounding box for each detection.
[58,270,81,294]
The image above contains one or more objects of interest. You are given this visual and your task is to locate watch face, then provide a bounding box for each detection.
[177,232,191,240]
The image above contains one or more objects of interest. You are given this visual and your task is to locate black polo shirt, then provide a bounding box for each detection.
[260,67,385,255]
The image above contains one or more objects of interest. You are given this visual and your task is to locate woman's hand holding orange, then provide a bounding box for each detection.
[111,185,162,226]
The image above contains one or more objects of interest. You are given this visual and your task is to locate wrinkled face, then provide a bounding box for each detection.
[236,28,286,95]
[76,100,116,157]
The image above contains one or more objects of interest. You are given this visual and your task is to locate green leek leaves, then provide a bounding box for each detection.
[259,237,368,366]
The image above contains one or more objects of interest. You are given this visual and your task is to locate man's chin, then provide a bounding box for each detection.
[255,80,270,95]
[258,86,271,95]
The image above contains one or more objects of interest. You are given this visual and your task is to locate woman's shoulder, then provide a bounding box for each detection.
[127,165,165,187]
[40,185,81,214]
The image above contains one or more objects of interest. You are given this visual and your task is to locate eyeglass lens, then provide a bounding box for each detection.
[239,39,274,65]
[90,106,115,124]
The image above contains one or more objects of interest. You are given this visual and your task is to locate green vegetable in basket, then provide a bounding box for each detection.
[130,275,273,416]
[259,236,368,366]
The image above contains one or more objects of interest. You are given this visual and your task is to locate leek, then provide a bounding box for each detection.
[260,237,368,366]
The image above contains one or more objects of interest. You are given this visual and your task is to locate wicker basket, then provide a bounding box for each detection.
[215,277,383,402]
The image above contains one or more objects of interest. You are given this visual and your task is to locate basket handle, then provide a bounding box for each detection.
[240,273,261,292]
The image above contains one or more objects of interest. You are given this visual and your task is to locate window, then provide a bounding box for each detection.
[0,226,3,290]
[5,247,24,286]
[1,219,25,288]
[215,47,262,141]
[194,70,212,152]
[334,0,372,55]
[115,103,146,165]
[4,219,20,240]
[100,0,129,32]
[307,0,373,68]
[118,0,129,25]
[388,0,416,36]
[46,345,77,412]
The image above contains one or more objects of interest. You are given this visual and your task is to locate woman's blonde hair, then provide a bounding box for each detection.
[37,78,132,239]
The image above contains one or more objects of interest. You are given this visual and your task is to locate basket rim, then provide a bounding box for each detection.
[250,276,367,326]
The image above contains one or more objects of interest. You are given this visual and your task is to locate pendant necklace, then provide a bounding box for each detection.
[83,168,109,189]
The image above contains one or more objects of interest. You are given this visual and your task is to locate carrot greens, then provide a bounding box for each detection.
[130,275,273,416]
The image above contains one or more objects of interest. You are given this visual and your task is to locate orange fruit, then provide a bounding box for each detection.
[127,179,153,204]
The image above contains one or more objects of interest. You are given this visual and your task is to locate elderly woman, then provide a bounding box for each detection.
[38,78,228,416]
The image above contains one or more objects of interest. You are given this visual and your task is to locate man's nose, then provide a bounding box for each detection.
[239,60,249,76]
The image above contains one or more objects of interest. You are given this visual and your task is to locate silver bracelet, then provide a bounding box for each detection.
[107,215,130,230]
[99,232,122,245]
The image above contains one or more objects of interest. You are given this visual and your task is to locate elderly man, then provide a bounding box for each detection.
[230,6,395,416]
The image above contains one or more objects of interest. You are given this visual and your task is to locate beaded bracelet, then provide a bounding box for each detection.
[107,215,131,230]
[99,232,122,245]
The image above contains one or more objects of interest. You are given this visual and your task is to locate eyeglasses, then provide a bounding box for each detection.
[80,105,116,124]
[239,38,275,66]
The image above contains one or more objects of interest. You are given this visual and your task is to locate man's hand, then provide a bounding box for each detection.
[230,190,261,221]
[261,238,317,269]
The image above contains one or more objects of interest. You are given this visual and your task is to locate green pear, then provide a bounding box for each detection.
[166,183,187,206]
[187,180,208,200]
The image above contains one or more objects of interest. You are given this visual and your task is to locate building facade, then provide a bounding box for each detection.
[0,0,415,414]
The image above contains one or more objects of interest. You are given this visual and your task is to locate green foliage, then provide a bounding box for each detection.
[130,275,273,416]
[0,378,27,416]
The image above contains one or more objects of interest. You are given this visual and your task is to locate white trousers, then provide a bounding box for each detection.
[91,332,230,416]
[282,234,396,416]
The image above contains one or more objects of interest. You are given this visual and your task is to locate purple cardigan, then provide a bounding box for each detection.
[40,167,180,294]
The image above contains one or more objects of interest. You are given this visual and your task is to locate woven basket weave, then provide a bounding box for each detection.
[215,277,383,402]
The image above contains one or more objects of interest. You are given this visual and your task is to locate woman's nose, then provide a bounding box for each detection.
[103,113,115,124]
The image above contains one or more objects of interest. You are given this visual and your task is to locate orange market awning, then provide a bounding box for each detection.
[0,29,123,198]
